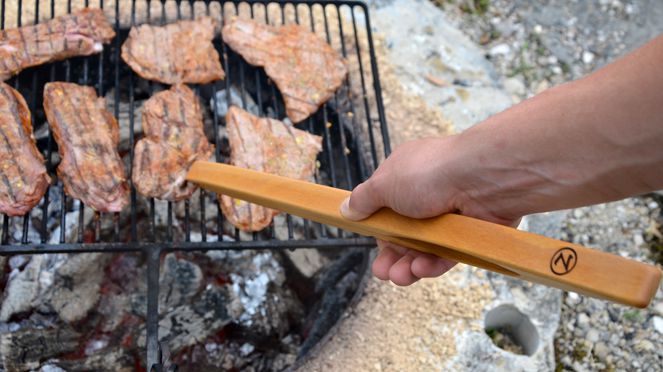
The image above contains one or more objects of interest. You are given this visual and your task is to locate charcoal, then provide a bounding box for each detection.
[299,271,359,357]
[0,327,80,371]
[44,253,110,323]
[0,253,109,324]
[159,253,203,312]
[105,90,145,153]
[0,255,63,322]
[137,285,241,355]
[216,251,305,338]
[210,86,260,118]
[282,249,329,278]
[53,347,133,372]
[314,249,364,293]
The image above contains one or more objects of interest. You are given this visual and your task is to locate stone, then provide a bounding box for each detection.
[582,51,595,64]
[489,43,512,56]
[370,0,512,132]
[503,77,526,97]
[653,316,663,334]
[577,313,590,329]
[586,329,600,343]
[653,302,663,317]
[634,339,655,352]
[593,342,610,360]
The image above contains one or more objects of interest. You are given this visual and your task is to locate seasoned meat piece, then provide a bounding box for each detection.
[43,82,129,212]
[222,18,347,124]
[0,83,50,216]
[121,17,224,84]
[220,106,322,232]
[132,84,214,201]
[0,8,115,81]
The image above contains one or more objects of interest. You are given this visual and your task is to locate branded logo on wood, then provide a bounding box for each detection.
[550,247,577,275]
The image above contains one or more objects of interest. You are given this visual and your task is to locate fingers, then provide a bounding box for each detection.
[411,254,456,278]
[389,254,419,286]
[339,179,383,221]
[372,244,402,280]
[372,240,455,286]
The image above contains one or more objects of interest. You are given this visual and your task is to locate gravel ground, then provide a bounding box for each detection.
[436,1,663,370]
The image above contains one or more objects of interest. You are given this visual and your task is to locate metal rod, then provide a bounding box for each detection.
[184,200,191,242]
[0,237,376,255]
[41,0,58,244]
[146,247,161,370]
[360,5,391,157]
[350,8,379,168]
[1,215,8,245]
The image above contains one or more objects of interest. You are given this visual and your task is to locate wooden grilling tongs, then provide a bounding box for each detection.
[187,161,662,308]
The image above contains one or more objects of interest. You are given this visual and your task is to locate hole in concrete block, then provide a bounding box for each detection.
[484,304,539,356]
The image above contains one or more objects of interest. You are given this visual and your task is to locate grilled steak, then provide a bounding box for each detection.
[121,17,225,84]
[0,8,115,81]
[132,84,214,201]
[220,106,322,231]
[0,83,50,216]
[43,82,129,212]
[222,18,347,124]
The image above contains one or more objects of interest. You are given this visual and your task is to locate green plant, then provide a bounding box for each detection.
[572,342,587,360]
[622,309,642,322]
[460,0,490,15]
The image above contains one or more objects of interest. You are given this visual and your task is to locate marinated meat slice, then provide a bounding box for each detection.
[121,17,225,84]
[220,106,323,232]
[133,139,197,201]
[43,82,129,212]
[0,83,50,216]
[0,8,115,81]
[132,84,214,201]
[222,18,347,124]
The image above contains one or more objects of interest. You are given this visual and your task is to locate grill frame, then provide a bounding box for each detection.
[0,0,390,369]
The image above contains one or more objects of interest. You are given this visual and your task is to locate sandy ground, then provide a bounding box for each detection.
[299,266,493,371]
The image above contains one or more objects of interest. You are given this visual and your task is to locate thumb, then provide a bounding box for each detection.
[339,180,384,221]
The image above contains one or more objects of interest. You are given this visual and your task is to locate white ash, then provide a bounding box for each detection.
[230,251,285,326]
[8,255,29,270]
[39,365,67,372]
[84,336,109,356]
[210,86,260,118]
[48,203,95,244]
[240,342,255,356]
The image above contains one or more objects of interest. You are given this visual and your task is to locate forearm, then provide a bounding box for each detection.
[452,34,663,219]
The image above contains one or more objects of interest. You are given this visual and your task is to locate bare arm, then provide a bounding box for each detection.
[341,34,663,285]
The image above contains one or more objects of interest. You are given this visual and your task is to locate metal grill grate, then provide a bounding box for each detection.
[0,0,390,369]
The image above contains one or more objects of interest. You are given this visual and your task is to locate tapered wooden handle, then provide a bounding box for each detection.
[187,161,662,308]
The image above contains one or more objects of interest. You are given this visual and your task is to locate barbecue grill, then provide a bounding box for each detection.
[0,0,390,370]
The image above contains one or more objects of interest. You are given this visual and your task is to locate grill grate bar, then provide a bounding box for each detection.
[1,216,7,245]
[146,247,161,370]
[349,8,378,168]
[0,237,376,255]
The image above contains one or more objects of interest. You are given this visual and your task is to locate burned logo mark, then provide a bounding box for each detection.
[550,247,577,275]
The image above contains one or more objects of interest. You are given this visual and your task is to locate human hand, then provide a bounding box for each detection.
[339,136,521,286]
